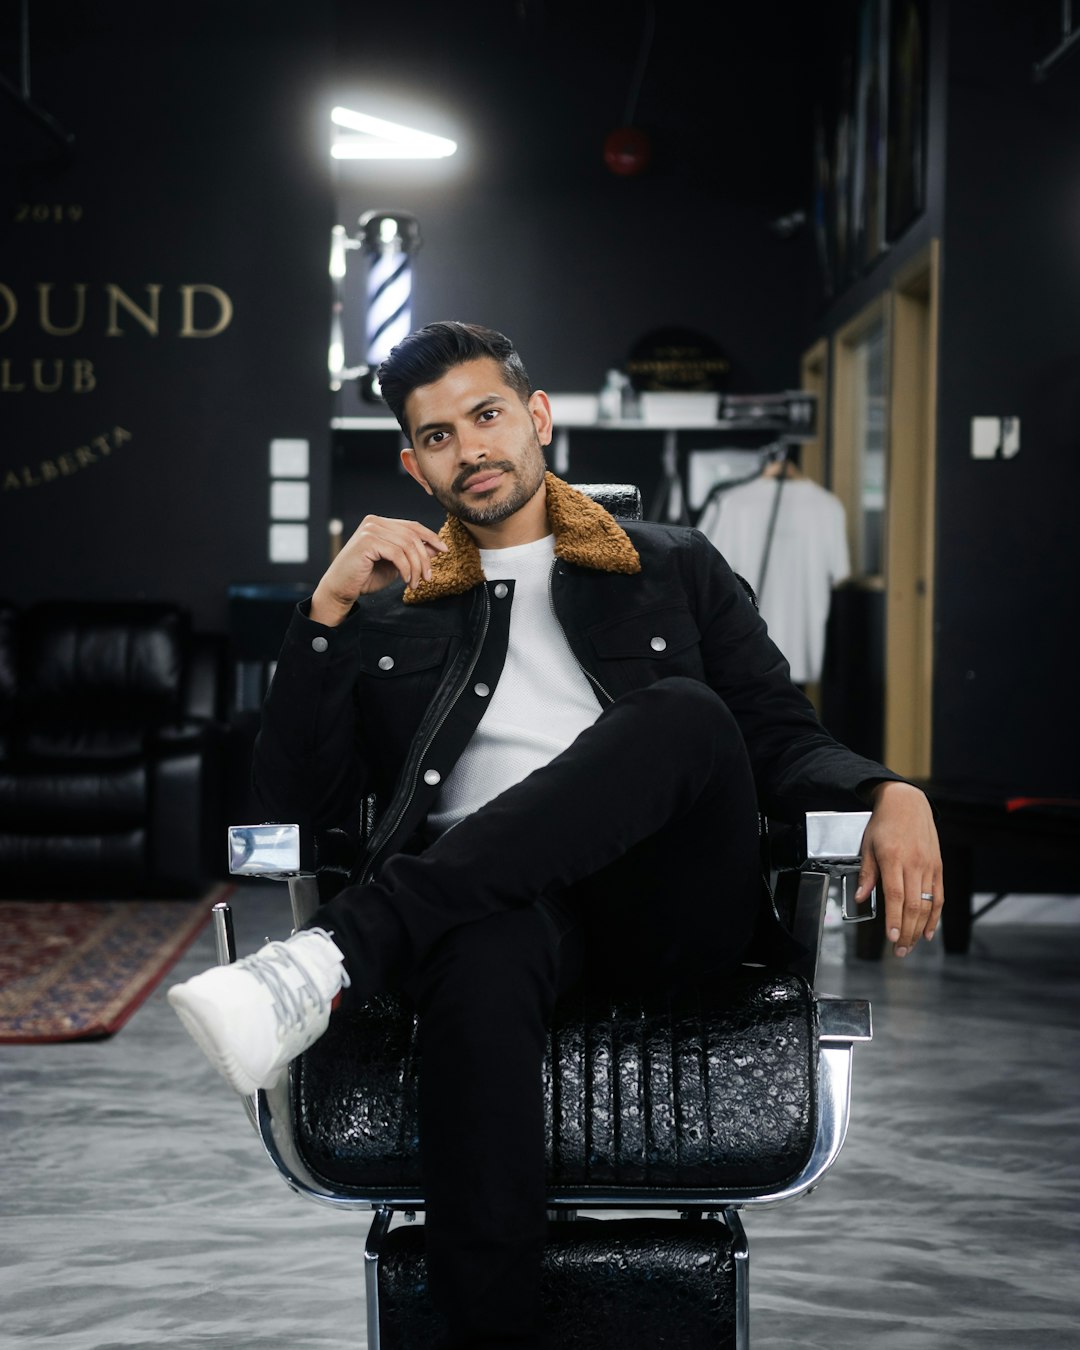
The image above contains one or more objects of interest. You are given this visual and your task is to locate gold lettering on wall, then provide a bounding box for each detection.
[2,426,132,491]
[0,282,233,396]
[0,284,16,335]
[1,359,25,392]
[32,359,64,393]
[179,284,233,338]
[73,359,96,393]
[0,282,233,337]
[0,358,96,393]
[38,283,87,336]
[105,283,162,337]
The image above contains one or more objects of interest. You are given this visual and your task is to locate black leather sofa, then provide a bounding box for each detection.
[0,600,225,896]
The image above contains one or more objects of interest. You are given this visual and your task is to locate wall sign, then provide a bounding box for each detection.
[2,203,234,493]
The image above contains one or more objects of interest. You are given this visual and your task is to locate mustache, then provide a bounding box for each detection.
[453,461,516,493]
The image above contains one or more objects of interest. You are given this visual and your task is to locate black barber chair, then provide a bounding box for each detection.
[217,814,872,1350]
[211,487,876,1348]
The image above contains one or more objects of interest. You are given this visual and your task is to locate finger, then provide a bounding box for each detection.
[404,535,430,586]
[394,525,444,585]
[878,855,906,951]
[373,538,420,588]
[925,859,945,941]
[403,520,448,555]
[854,846,879,903]
[899,862,927,953]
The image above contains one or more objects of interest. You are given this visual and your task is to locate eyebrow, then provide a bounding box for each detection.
[413,395,508,442]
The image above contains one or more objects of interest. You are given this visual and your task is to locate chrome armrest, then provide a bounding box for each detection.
[225,822,320,928]
[804,810,877,923]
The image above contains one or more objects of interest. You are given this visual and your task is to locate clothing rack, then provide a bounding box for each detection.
[646,389,816,525]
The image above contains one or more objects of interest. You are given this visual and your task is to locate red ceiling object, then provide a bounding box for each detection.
[603,125,651,176]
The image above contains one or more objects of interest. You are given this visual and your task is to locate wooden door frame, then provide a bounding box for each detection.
[798,337,828,487]
[828,240,939,776]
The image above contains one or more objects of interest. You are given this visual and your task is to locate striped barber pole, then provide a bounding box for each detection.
[359,211,421,401]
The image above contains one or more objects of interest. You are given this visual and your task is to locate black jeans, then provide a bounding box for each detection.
[309,678,764,1350]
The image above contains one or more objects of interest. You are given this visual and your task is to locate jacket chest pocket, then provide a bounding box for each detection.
[358,633,450,717]
[587,605,703,678]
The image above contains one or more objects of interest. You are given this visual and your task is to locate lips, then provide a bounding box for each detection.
[461,470,504,494]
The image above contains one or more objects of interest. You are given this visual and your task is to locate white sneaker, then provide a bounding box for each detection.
[168,928,350,1095]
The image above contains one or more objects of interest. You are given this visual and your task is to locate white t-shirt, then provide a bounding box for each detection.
[698,476,849,683]
[426,534,603,835]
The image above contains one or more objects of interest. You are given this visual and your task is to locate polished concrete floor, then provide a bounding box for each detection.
[3,883,1079,1349]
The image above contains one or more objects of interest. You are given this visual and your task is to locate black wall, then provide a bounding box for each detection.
[1,0,829,635]
[932,1,1080,792]
[8,1,1072,798]
[808,0,1080,796]
[328,1,823,536]
[1,2,334,632]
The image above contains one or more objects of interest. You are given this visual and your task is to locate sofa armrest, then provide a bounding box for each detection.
[184,633,228,721]
[148,721,224,891]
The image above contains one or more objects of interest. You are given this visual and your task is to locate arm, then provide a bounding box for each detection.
[691,529,899,816]
[690,531,943,958]
[252,515,447,833]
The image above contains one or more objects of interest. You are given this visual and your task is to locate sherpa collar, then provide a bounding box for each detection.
[403,472,641,604]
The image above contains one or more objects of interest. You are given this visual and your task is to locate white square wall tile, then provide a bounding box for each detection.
[270,438,309,478]
[269,523,308,563]
[271,481,310,520]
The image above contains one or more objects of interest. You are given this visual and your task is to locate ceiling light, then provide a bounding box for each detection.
[330,105,457,160]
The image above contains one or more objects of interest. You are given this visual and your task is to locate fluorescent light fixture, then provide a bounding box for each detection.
[330,104,457,160]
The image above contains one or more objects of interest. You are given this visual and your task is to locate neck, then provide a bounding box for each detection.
[462,478,550,550]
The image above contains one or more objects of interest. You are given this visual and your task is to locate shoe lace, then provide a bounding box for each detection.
[237,927,351,1036]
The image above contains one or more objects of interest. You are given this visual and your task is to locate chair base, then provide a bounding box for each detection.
[369,1212,747,1350]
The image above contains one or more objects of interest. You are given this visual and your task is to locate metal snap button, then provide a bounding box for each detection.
[311,636,329,653]
[650,636,667,652]
[493,582,509,599]
[474,682,490,697]
[378,655,395,671]
[423,769,442,786]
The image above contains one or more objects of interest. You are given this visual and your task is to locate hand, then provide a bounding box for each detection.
[855,781,943,958]
[310,516,448,626]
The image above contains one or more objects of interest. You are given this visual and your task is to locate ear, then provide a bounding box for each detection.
[528,389,553,448]
[400,446,434,495]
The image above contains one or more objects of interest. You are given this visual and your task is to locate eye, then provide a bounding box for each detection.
[426,430,449,446]
[478,409,499,423]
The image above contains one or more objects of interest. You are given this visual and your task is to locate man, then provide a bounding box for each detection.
[171,321,942,1350]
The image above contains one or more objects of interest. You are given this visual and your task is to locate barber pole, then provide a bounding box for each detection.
[360,211,421,402]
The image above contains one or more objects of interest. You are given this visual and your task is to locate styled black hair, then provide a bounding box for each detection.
[378,321,532,439]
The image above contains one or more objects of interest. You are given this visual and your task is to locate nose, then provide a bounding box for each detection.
[457,429,488,464]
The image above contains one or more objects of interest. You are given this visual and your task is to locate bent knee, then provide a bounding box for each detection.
[626,676,739,744]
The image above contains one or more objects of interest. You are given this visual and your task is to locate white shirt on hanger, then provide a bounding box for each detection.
[698,475,850,684]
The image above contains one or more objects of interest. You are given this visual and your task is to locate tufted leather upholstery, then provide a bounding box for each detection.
[377,1217,739,1350]
[0,601,225,895]
[292,971,816,1201]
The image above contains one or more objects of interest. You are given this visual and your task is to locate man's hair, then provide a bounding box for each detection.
[378,321,532,439]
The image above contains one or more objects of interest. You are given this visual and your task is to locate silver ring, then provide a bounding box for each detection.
[919,892,934,902]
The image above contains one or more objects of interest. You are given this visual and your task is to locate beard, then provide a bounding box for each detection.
[430,431,547,527]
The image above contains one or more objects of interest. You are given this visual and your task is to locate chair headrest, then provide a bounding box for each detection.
[572,483,643,522]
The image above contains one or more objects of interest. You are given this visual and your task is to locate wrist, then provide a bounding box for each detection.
[309,584,355,628]
[868,779,918,808]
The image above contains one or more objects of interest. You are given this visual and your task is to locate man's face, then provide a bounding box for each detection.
[400,357,551,527]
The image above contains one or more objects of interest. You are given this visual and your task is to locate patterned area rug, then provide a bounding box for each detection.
[0,887,230,1043]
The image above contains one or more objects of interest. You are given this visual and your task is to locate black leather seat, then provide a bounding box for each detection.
[0,600,225,895]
